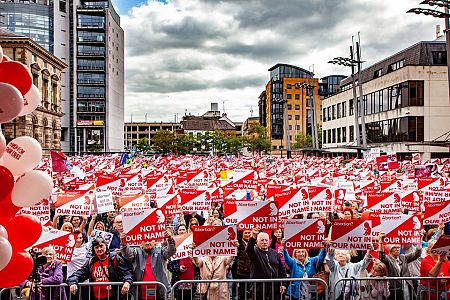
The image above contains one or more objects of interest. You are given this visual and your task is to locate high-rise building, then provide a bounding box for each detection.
[260,64,323,151]
[0,0,124,153]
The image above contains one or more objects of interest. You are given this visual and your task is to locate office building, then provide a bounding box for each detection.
[0,0,124,153]
[321,40,450,160]
[124,122,181,150]
[0,29,67,154]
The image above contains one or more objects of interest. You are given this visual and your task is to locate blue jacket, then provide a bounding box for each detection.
[282,249,326,299]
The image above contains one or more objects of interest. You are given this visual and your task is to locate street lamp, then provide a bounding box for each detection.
[329,43,367,152]
[408,0,450,104]
[295,82,319,150]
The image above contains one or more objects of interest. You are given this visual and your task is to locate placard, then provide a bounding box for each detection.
[308,186,334,213]
[55,191,93,216]
[95,190,115,214]
[429,234,450,255]
[31,228,76,263]
[365,192,401,214]
[284,219,326,251]
[192,225,237,257]
[331,219,372,250]
[172,233,193,260]
[380,214,422,244]
[225,201,278,230]
[274,187,309,219]
[423,200,450,225]
[122,208,166,245]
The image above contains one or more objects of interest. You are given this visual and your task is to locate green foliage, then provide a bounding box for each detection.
[151,130,175,154]
[246,124,271,155]
[174,134,195,155]
[293,133,312,149]
[224,136,244,155]
[135,137,151,151]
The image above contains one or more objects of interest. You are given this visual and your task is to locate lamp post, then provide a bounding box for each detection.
[407,0,450,104]
[295,82,319,150]
[329,46,367,156]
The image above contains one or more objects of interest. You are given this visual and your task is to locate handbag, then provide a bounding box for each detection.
[312,271,329,295]
[312,257,329,295]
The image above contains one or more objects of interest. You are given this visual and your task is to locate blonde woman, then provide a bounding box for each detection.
[367,259,390,300]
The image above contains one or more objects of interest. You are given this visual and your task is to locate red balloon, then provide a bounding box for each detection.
[1,55,11,62]
[0,251,33,288]
[6,215,42,249]
[0,61,32,95]
[0,194,21,226]
[0,166,14,199]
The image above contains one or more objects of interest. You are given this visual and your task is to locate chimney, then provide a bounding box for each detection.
[436,25,442,39]
[211,102,219,111]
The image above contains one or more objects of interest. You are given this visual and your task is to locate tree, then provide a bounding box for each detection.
[293,133,312,149]
[151,130,175,154]
[246,124,271,155]
[134,137,151,151]
[174,133,195,155]
[224,136,245,156]
[210,130,225,154]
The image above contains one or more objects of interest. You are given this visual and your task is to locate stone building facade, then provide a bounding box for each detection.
[0,29,67,153]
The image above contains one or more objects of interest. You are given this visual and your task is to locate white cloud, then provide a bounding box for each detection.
[120,0,444,123]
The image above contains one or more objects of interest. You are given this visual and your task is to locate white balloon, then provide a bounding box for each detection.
[2,136,42,176]
[0,225,7,239]
[0,237,12,272]
[12,170,53,207]
[0,129,5,159]
[0,82,24,123]
[0,45,3,63]
[19,85,41,116]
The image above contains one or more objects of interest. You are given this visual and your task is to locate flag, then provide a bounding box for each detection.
[120,152,129,165]
[51,150,70,173]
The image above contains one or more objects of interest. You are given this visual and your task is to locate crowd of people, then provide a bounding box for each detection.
[11,202,450,300]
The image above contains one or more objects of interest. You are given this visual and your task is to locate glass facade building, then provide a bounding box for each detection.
[0,1,54,52]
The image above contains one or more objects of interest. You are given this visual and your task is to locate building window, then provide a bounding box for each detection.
[327,107,331,120]
[373,68,382,78]
[337,103,341,119]
[409,81,424,106]
[295,104,300,110]
[349,125,354,142]
[337,127,341,143]
[295,115,300,120]
[332,129,336,143]
[327,129,331,144]
[387,59,405,73]
[295,125,300,130]
[288,115,292,120]
[287,94,292,99]
[342,127,346,142]
[432,51,447,65]
[287,104,292,110]
[322,108,327,122]
[287,84,292,89]
[289,125,292,130]
[59,0,66,12]
[349,99,354,116]
[342,101,346,117]
[295,94,300,100]
[332,105,336,120]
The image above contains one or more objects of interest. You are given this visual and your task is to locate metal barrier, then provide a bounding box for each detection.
[171,278,328,300]
[0,282,168,300]
[333,276,450,300]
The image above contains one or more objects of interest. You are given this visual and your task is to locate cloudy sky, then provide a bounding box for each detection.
[112,0,444,123]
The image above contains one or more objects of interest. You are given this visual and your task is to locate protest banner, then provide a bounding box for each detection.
[266,183,291,201]
[172,233,193,260]
[119,193,153,212]
[380,214,422,244]
[122,208,166,245]
[284,219,326,251]
[379,180,403,192]
[123,173,144,194]
[55,191,93,216]
[156,193,180,216]
[179,189,211,211]
[92,229,113,247]
[145,174,169,191]
[387,153,399,170]
[17,201,50,225]
[399,190,421,212]
[95,190,115,214]
[365,192,401,214]
[223,200,278,230]
[192,225,237,257]
[422,190,450,203]
[186,169,211,190]
[31,228,76,262]
[229,169,257,189]
[368,212,381,237]
[418,177,446,191]
[429,234,450,255]
[337,181,356,201]
[423,200,450,225]
[95,173,125,196]
[308,186,333,213]
[331,219,372,250]
[274,187,309,219]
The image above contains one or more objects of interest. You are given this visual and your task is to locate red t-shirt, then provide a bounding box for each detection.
[179,257,195,280]
[91,257,113,299]
[420,254,450,291]
[141,254,156,300]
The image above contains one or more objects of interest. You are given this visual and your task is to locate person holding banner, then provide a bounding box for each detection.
[377,233,422,300]
[326,243,373,300]
[418,240,450,300]
[279,240,327,300]
[120,229,176,300]
[190,244,234,300]
[67,237,133,300]
[246,228,286,300]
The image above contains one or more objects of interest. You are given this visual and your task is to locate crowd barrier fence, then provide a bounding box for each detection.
[333,276,450,300]
[2,277,450,300]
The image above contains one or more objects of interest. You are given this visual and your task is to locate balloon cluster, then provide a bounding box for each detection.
[0,45,54,287]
